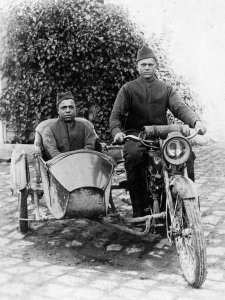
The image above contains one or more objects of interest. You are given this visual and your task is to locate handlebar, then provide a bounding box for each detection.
[113,124,199,145]
[186,128,200,139]
[124,135,139,142]
[113,134,158,147]
[112,135,140,145]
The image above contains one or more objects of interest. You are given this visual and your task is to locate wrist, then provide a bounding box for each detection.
[112,127,122,138]
[195,120,201,126]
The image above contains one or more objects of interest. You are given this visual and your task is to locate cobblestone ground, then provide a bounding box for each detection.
[0,142,225,300]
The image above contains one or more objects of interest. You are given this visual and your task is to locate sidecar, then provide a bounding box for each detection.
[10,120,117,233]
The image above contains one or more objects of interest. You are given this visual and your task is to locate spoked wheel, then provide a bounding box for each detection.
[173,197,207,288]
[18,188,29,233]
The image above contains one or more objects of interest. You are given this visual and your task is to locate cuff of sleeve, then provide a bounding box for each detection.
[111,127,122,138]
[193,119,201,128]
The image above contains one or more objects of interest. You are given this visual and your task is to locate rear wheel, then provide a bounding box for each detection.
[18,188,29,233]
[173,197,207,288]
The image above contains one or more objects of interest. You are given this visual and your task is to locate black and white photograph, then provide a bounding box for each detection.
[0,0,225,299]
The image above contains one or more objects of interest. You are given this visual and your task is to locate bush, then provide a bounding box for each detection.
[0,0,200,143]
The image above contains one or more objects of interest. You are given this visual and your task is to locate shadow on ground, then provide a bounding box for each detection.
[18,217,180,278]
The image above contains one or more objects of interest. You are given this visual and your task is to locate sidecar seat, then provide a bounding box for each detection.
[34,118,57,161]
[34,118,103,160]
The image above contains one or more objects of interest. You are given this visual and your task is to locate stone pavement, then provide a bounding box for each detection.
[0,142,225,300]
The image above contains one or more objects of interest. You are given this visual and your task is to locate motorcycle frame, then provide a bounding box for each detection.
[127,136,199,239]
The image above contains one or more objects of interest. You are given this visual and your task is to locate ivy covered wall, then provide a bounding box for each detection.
[0,0,201,143]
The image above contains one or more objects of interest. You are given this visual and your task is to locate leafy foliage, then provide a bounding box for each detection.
[150,33,202,124]
[0,0,200,143]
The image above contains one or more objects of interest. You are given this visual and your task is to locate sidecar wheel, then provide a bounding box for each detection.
[18,188,29,233]
[174,197,207,288]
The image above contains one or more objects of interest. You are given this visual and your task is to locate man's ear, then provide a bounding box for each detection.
[136,63,140,72]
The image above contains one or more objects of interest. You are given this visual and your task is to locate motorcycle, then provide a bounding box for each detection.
[111,124,207,288]
[11,121,207,288]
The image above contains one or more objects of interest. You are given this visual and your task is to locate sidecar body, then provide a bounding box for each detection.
[39,149,114,219]
[10,119,116,233]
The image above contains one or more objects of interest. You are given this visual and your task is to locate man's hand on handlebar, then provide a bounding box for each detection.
[195,121,207,135]
[114,132,126,144]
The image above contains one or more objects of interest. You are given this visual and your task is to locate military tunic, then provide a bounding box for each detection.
[42,117,97,160]
[110,76,200,137]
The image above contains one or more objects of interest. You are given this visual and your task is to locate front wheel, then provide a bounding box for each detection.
[173,197,207,288]
[18,188,29,233]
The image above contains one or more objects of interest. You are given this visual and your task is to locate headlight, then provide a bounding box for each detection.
[163,134,191,165]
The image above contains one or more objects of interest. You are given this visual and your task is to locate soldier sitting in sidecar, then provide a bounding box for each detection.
[33,90,116,218]
[38,91,99,159]
[10,91,117,234]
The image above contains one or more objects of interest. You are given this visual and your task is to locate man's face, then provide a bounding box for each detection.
[58,99,76,123]
[137,57,157,79]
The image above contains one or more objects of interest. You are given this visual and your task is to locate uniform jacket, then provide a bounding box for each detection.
[109,76,200,137]
[42,117,97,159]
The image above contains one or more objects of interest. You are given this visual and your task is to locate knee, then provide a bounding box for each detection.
[126,148,143,162]
[124,148,144,169]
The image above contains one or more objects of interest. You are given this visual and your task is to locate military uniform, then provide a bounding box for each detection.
[110,55,200,217]
[43,117,97,160]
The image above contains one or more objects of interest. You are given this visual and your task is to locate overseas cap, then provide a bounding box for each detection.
[56,91,75,106]
[137,44,157,62]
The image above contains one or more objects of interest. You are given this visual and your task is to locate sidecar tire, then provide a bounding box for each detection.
[18,188,29,233]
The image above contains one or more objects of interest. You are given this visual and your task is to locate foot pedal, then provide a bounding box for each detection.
[122,196,132,206]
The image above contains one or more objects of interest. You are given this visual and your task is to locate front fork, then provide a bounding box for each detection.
[163,168,199,241]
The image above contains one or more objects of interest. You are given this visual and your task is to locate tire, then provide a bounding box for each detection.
[173,197,207,288]
[18,188,29,233]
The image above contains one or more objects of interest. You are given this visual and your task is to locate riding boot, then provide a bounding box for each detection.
[128,187,143,218]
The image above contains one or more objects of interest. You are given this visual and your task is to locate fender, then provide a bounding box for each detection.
[170,175,198,200]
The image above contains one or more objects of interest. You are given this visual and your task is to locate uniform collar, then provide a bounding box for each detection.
[59,118,76,127]
[138,75,156,85]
